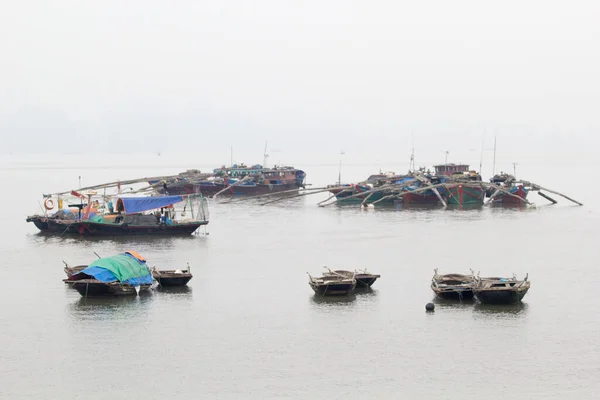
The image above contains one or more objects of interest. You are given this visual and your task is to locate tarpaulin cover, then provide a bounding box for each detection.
[77,253,153,285]
[116,196,184,214]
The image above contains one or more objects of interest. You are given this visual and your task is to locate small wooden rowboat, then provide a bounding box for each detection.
[473,274,530,304]
[431,269,475,300]
[324,268,380,288]
[151,265,193,287]
[308,272,356,296]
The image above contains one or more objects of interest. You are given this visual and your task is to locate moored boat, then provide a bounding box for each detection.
[151,265,193,287]
[29,193,209,236]
[155,164,306,197]
[324,268,380,288]
[67,251,154,297]
[473,274,530,304]
[431,269,475,300]
[308,272,356,296]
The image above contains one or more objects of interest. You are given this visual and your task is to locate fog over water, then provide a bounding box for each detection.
[1,1,599,399]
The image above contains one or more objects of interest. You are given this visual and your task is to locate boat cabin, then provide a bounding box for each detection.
[434,164,470,177]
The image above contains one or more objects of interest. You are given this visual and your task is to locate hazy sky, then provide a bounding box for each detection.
[1,1,599,157]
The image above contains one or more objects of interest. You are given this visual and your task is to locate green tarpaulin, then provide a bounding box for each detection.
[89,254,150,282]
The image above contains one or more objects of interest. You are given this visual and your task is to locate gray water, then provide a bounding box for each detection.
[0,153,598,399]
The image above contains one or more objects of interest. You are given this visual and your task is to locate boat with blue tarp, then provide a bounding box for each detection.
[67,251,154,297]
[28,192,209,236]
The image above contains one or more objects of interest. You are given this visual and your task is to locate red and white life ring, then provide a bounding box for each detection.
[44,198,55,210]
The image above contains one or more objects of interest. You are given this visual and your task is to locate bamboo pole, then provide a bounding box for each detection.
[262,187,346,205]
[529,182,583,206]
[226,186,332,203]
[212,176,252,198]
[317,188,353,207]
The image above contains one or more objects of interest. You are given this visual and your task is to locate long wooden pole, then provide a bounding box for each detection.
[261,187,346,205]
[529,183,583,206]
[212,176,252,198]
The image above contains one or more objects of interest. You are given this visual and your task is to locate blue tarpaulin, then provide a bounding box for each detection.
[116,196,184,214]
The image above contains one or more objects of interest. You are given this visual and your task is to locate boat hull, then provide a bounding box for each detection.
[158,182,301,196]
[402,192,441,205]
[332,187,390,205]
[26,216,82,233]
[79,221,206,236]
[474,288,529,304]
[154,275,192,287]
[432,288,474,300]
[309,282,355,296]
[492,185,528,205]
[355,276,379,288]
[446,185,485,206]
[72,281,151,297]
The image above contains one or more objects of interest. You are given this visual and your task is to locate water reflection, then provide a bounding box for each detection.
[310,294,356,306]
[354,287,378,297]
[473,302,528,316]
[68,294,154,320]
[154,285,193,298]
[432,297,475,310]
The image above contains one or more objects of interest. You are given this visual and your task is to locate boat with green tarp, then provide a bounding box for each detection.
[67,251,154,297]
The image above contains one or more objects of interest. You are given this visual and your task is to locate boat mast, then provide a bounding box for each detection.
[444,150,449,165]
[262,140,269,168]
[479,136,484,176]
[230,146,233,167]
[409,132,415,172]
[492,136,497,176]
[338,151,345,185]
[513,162,518,179]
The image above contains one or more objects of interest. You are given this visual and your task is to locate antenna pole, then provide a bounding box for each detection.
[492,136,497,176]
[338,151,345,185]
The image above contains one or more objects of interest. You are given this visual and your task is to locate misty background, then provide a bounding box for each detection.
[1,1,598,165]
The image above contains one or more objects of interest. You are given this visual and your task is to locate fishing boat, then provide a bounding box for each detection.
[324,268,380,288]
[442,168,485,206]
[28,193,209,236]
[472,274,530,304]
[66,251,154,297]
[486,174,529,205]
[151,265,193,287]
[327,183,387,205]
[155,164,306,197]
[430,270,475,300]
[308,271,356,296]
[401,175,447,205]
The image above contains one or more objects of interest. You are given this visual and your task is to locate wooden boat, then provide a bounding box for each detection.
[431,269,475,300]
[29,194,209,236]
[66,251,154,297]
[151,265,193,287]
[308,272,356,296]
[154,164,306,197]
[71,279,151,297]
[324,268,380,288]
[473,274,530,304]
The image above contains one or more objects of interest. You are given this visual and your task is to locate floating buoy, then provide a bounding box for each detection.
[425,302,435,312]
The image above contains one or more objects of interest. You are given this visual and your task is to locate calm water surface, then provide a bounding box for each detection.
[0,154,598,399]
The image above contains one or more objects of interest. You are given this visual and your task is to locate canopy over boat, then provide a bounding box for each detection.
[72,251,153,286]
[115,195,184,214]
